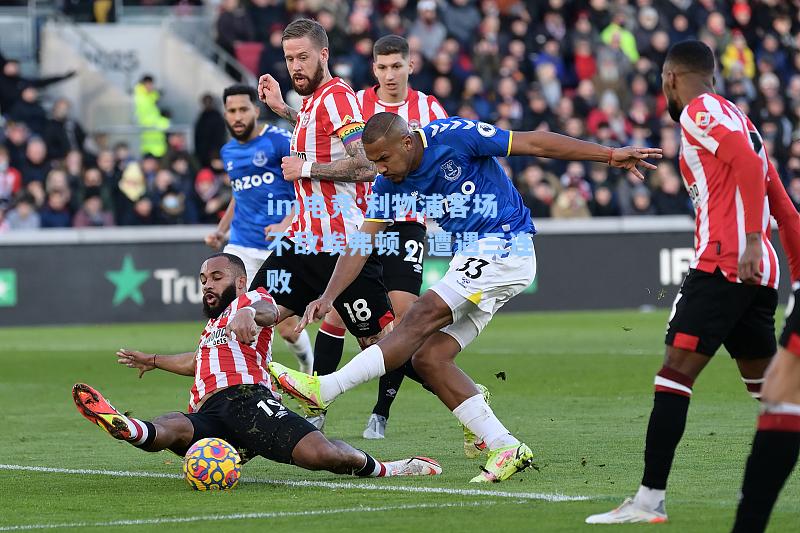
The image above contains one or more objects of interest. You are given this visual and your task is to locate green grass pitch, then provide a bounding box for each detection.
[0,309,798,532]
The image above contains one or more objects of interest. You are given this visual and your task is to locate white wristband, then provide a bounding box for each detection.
[301,161,313,178]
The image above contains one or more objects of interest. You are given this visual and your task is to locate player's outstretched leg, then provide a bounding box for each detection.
[290,431,441,477]
[73,383,192,452]
[732,348,800,533]
[269,291,454,413]
[586,348,709,524]
[277,317,314,374]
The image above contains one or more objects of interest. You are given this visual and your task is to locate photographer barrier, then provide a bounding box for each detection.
[0,217,790,326]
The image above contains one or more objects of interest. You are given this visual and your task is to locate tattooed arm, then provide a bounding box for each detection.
[310,139,377,182]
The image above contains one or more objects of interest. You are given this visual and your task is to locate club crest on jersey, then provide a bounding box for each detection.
[226,160,233,171]
[477,122,497,138]
[252,150,268,167]
[695,112,710,127]
[300,113,311,127]
[408,119,421,129]
[441,160,462,181]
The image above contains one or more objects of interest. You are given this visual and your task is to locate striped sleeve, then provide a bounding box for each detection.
[322,90,365,144]
[237,288,275,309]
[428,95,448,120]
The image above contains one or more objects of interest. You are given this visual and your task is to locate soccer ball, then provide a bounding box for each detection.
[183,437,241,491]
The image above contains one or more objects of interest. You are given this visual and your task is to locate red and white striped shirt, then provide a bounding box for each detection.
[290,77,369,252]
[356,85,447,130]
[357,85,447,224]
[189,288,276,412]
[678,92,779,288]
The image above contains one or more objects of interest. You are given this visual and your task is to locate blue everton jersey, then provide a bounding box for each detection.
[369,118,535,248]
[220,125,296,250]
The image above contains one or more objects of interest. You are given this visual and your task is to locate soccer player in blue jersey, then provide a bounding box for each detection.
[268,113,661,482]
[205,85,313,373]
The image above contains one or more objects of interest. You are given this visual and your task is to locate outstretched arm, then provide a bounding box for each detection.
[509,131,662,181]
[117,349,196,378]
[296,220,389,330]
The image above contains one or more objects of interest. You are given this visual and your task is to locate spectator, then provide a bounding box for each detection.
[409,1,447,62]
[461,75,492,122]
[247,0,285,43]
[151,169,187,225]
[600,9,639,63]
[215,0,255,64]
[77,167,113,212]
[44,98,86,160]
[518,164,556,219]
[64,149,84,191]
[652,166,692,215]
[0,145,21,211]
[114,162,148,226]
[73,193,114,228]
[590,185,620,217]
[721,30,756,79]
[4,121,29,170]
[552,185,591,219]
[133,75,170,158]
[8,85,48,136]
[629,184,656,216]
[441,0,481,49]
[39,189,72,228]
[5,192,40,230]
[192,166,231,225]
[95,149,118,187]
[19,136,51,192]
[0,59,74,114]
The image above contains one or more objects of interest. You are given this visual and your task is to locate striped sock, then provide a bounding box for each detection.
[733,404,800,533]
[127,418,156,448]
[354,451,387,477]
[742,377,764,400]
[642,366,694,491]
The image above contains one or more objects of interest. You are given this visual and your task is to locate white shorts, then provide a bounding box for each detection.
[430,235,536,349]
[223,244,272,287]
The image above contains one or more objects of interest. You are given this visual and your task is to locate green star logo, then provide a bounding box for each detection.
[0,269,17,307]
[105,255,150,306]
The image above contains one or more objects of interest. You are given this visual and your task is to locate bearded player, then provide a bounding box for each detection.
[73,253,441,479]
[250,19,395,388]
[205,84,313,374]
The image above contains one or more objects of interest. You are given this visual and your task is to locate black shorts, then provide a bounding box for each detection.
[250,238,394,337]
[379,221,425,296]
[179,385,317,464]
[665,268,777,359]
[779,285,800,355]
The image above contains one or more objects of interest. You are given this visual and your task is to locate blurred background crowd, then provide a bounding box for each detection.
[2,0,800,231]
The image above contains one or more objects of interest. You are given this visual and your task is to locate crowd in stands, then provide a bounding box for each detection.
[3,0,800,231]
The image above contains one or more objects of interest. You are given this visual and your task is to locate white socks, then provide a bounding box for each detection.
[634,486,666,512]
[285,330,314,372]
[319,345,386,404]
[452,393,519,450]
